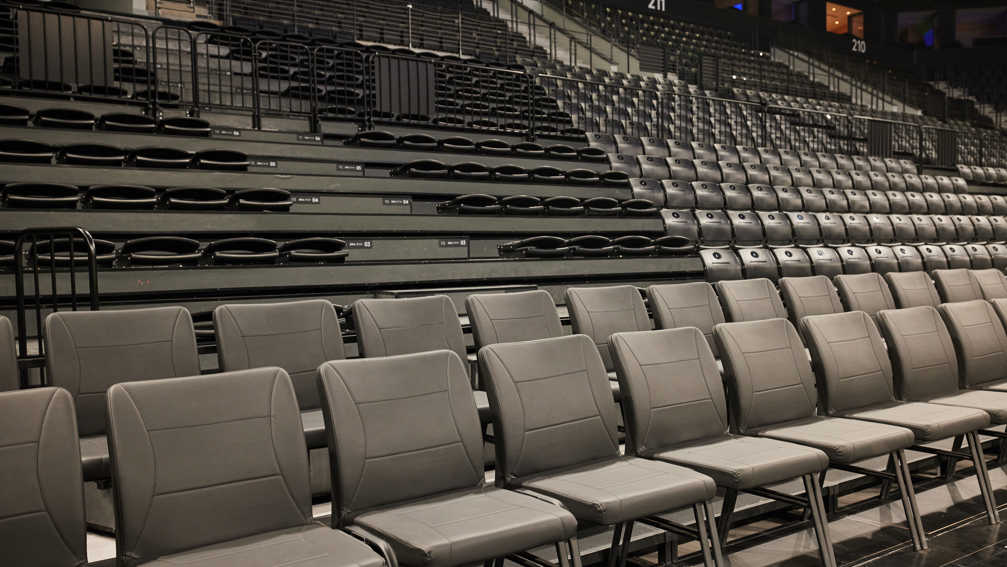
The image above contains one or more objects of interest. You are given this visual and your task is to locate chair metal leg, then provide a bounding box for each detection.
[804,474,838,567]
[703,500,727,567]
[812,477,839,567]
[966,431,1000,525]
[892,450,927,551]
[493,559,505,567]
[606,523,624,567]
[617,521,634,567]
[943,434,964,481]
[879,452,895,501]
[569,537,584,567]
[693,503,715,567]
[556,540,571,567]
[717,487,737,542]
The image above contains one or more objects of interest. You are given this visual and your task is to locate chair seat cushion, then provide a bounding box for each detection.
[519,457,715,524]
[845,402,990,442]
[144,524,384,567]
[755,416,915,464]
[80,434,109,481]
[354,487,576,567]
[929,390,1007,424]
[651,434,829,489]
[981,380,1007,392]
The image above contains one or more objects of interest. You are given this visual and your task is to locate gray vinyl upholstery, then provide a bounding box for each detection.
[0,387,87,567]
[565,285,651,371]
[611,328,828,489]
[932,269,983,303]
[778,276,843,324]
[834,273,896,321]
[318,350,576,567]
[884,271,941,308]
[466,290,563,349]
[939,300,1007,391]
[44,307,199,481]
[479,334,716,524]
[802,311,988,441]
[214,299,345,496]
[971,269,1007,300]
[107,368,385,567]
[647,282,725,356]
[0,315,16,391]
[353,295,465,362]
[879,306,1007,424]
[715,319,915,463]
[716,278,788,322]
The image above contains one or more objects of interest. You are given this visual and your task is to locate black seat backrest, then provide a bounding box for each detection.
[823,188,849,212]
[810,168,833,188]
[662,209,700,244]
[868,171,889,191]
[866,190,890,213]
[814,212,847,245]
[932,215,957,243]
[667,157,698,181]
[728,210,764,246]
[923,192,945,214]
[722,182,753,210]
[966,244,993,269]
[662,179,696,209]
[774,185,803,211]
[848,170,871,190]
[942,193,963,215]
[786,212,821,245]
[637,155,670,179]
[941,244,971,269]
[738,247,780,281]
[905,192,928,214]
[831,170,853,190]
[720,161,747,184]
[916,244,949,271]
[903,173,923,193]
[696,209,732,246]
[744,162,771,185]
[866,245,899,274]
[843,189,870,213]
[889,214,915,243]
[749,184,778,211]
[694,159,723,182]
[807,246,843,278]
[773,247,814,277]
[911,215,938,243]
[886,191,909,214]
[789,167,813,187]
[972,216,994,242]
[867,214,894,244]
[799,186,826,212]
[951,216,975,243]
[836,245,871,274]
[758,211,794,246]
[693,181,726,209]
[843,213,871,244]
[700,248,743,281]
[958,194,979,215]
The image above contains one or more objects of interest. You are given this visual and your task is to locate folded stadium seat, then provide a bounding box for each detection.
[662,209,700,245]
[501,195,544,215]
[437,194,501,215]
[0,103,30,126]
[700,248,743,281]
[974,195,994,216]
[608,153,642,177]
[782,211,820,245]
[693,159,723,183]
[654,235,695,255]
[35,107,95,129]
[958,194,979,215]
[789,167,813,187]
[881,190,908,214]
[715,143,740,163]
[690,141,717,162]
[972,216,994,242]
[802,310,993,543]
[478,139,512,155]
[851,155,872,172]
[911,215,939,243]
[3,183,79,208]
[0,139,56,163]
[647,282,726,356]
[689,181,724,210]
[737,146,760,164]
[918,174,938,193]
[0,387,88,566]
[715,278,788,322]
[878,306,1007,518]
[830,153,851,171]
[965,244,993,270]
[122,236,202,266]
[31,237,116,266]
[951,216,976,243]
[867,156,887,172]
[867,171,890,192]
[719,161,747,184]
[738,248,780,281]
[609,327,833,558]
[544,144,577,159]
[942,193,963,215]
[662,180,696,209]
[904,192,930,215]
[162,186,230,209]
[834,272,896,321]
[882,157,902,174]
[988,244,1007,270]
[695,210,732,247]
[583,196,622,215]
[916,242,950,270]
[776,149,799,168]
[233,188,292,211]
[665,139,693,159]
[932,215,957,243]
[44,307,199,527]
[771,247,813,278]
[831,170,854,191]
[934,175,954,194]
[797,151,819,169]
[621,198,659,216]
[867,214,895,244]
[714,318,917,556]
[848,170,871,191]
[795,186,824,212]
[779,275,843,323]
[758,147,782,165]
[614,235,657,256]
[667,157,698,181]
[923,192,946,214]
[865,244,900,274]
[811,152,835,170]
[637,155,670,178]
[133,146,198,168]
[933,267,983,303]
[207,237,279,264]
[721,182,753,210]
[396,133,438,151]
[451,162,492,180]
[835,245,872,274]
[513,142,546,157]
[952,177,970,194]
[809,168,835,189]
[997,169,1007,185]
[84,185,157,209]
[903,173,923,193]
[757,211,794,247]
[806,246,844,278]
[749,184,779,211]
[818,188,847,213]
[106,368,392,567]
[728,211,764,247]
[94,113,154,134]
[641,137,669,157]
[499,236,570,258]
[534,166,568,183]
[214,300,345,496]
[813,212,847,245]
[744,162,771,185]
[885,271,941,308]
[279,238,348,264]
[767,164,793,186]
[59,144,126,167]
[900,159,918,174]
[843,189,870,213]
[568,235,616,256]
[160,116,212,137]
[995,218,1007,241]
[774,186,803,211]
[479,333,721,567]
[439,136,477,153]
[892,245,925,272]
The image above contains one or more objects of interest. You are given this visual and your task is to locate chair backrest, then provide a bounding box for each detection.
[877,306,961,401]
[884,271,941,308]
[479,335,620,483]
[466,290,562,349]
[647,282,725,356]
[939,300,1007,389]
[0,315,16,391]
[714,318,818,433]
[44,307,199,436]
[834,273,896,321]
[0,387,86,567]
[932,268,983,303]
[565,285,651,371]
[778,275,843,324]
[611,328,727,454]
[970,269,1007,300]
[107,368,312,563]
[716,278,788,322]
[214,300,344,410]
[801,311,895,415]
[352,295,466,363]
[319,350,482,524]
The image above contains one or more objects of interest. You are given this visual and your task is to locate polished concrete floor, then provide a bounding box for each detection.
[85,464,1007,566]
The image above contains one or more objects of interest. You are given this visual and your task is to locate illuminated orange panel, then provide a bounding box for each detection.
[826,1,862,36]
